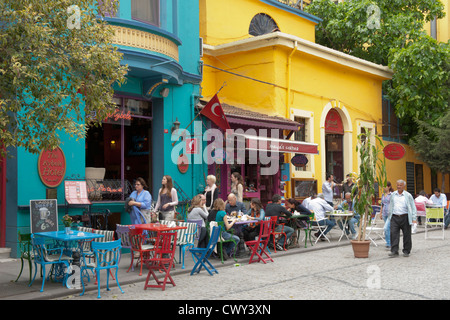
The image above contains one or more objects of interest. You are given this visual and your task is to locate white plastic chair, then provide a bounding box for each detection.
[365,210,385,246]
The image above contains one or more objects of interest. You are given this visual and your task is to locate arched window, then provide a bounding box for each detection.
[249,13,279,36]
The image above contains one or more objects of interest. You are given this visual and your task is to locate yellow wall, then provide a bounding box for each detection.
[200,0,317,45]
[424,0,450,42]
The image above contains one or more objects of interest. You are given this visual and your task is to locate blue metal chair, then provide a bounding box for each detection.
[189,226,220,276]
[80,239,124,299]
[29,236,73,292]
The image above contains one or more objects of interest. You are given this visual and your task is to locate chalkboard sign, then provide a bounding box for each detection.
[30,199,58,233]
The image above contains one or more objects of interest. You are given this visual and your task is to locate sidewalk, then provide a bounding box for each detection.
[0,224,434,300]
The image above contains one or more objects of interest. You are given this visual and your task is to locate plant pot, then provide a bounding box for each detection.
[350,240,371,258]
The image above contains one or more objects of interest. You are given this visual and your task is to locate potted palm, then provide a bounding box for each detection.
[350,129,387,258]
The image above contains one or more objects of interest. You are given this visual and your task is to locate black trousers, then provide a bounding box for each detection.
[390,214,412,254]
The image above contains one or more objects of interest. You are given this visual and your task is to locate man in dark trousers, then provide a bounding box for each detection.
[388,180,417,257]
[265,194,294,251]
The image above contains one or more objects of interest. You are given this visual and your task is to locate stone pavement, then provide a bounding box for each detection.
[0,224,446,300]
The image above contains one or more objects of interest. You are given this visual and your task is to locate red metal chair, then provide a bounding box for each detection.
[245,219,273,264]
[269,216,287,252]
[144,231,177,291]
[128,228,155,276]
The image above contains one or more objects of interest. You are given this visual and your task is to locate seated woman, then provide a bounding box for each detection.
[214,198,240,259]
[128,177,152,224]
[285,198,312,228]
[187,195,209,248]
[243,198,265,241]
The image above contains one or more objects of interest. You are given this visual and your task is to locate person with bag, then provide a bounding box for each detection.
[154,175,178,221]
[127,177,152,224]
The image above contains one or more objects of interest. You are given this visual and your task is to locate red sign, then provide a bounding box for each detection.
[325,109,344,134]
[383,143,406,160]
[177,154,189,173]
[38,147,66,188]
[186,138,198,154]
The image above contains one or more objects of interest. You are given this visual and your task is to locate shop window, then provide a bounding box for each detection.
[292,179,317,200]
[294,116,310,172]
[382,96,405,142]
[131,0,159,26]
[85,96,153,201]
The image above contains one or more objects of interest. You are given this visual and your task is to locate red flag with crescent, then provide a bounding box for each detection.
[200,94,231,130]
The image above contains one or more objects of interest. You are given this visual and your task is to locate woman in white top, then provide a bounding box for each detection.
[187,195,209,248]
[154,175,178,221]
[204,175,218,211]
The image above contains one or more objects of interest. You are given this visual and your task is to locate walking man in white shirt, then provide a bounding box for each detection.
[388,180,417,257]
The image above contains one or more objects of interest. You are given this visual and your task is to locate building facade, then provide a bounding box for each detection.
[2,0,202,256]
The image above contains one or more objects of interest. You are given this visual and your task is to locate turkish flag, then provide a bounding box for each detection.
[200,94,231,130]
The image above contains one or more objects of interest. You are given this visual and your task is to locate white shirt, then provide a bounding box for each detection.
[322,181,333,203]
[309,198,333,221]
[392,192,408,215]
[430,194,447,208]
[302,197,311,210]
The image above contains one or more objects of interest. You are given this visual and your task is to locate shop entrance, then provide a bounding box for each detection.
[85,97,153,196]
[325,109,344,183]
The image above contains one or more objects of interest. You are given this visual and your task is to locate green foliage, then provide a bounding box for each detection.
[306,0,449,141]
[350,129,386,241]
[0,0,128,154]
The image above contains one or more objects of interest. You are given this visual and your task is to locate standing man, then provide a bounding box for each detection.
[322,174,337,207]
[388,180,417,257]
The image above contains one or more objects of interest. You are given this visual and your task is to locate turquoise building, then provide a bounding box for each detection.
[2,0,203,257]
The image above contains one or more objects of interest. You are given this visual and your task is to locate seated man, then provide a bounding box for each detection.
[308,194,336,241]
[265,194,294,251]
[225,193,246,216]
[336,192,360,240]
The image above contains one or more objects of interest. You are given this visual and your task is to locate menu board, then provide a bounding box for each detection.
[30,199,58,233]
[64,180,91,205]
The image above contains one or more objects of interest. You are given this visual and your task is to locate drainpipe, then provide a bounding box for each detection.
[285,41,298,199]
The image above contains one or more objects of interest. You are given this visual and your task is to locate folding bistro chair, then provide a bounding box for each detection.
[115,224,133,271]
[425,207,445,240]
[15,231,34,285]
[365,210,385,246]
[217,221,238,263]
[245,219,273,264]
[80,239,124,299]
[269,216,288,251]
[144,231,177,291]
[189,226,220,276]
[176,221,197,269]
[309,213,331,244]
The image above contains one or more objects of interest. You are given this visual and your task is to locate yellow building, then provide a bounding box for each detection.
[199,0,447,203]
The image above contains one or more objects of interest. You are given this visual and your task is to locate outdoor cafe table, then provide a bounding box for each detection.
[33,230,104,284]
[325,211,354,241]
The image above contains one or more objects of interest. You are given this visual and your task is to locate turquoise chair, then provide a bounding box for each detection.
[80,239,124,299]
[29,236,73,292]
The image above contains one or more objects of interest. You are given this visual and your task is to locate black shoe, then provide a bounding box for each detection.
[388,252,399,258]
[403,252,410,257]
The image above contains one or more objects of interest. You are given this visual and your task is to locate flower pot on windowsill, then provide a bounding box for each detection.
[350,240,371,258]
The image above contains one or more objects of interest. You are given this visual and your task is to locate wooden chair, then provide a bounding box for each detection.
[246,220,273,264]
[115,224,133,271]
[189,226,220,276]
[269,216,288,251]
[144,232,177,291]
[128,228,155,276]
[176,221,197,269]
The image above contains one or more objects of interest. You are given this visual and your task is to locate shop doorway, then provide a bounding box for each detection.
[325,109,344,184]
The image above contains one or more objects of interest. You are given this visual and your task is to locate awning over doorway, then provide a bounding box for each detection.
[231,133,319,155]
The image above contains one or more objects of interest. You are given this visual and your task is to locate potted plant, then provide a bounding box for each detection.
[350,129,387,258]
[341,202,349,213]
[62,214,73,234]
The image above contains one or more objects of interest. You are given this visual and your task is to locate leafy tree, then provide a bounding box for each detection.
[0,0,127,155]
[306,0,449,140]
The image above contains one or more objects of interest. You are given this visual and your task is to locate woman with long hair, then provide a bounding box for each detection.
[230,172,244,203]
[243,198,266,241]
[154,175,178,221]
[214,198,240,259]
[187,195,209,248]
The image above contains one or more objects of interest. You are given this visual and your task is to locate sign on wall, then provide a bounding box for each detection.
[38,146,66,188]
[30,199,58,233]
[383,143,406,160]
